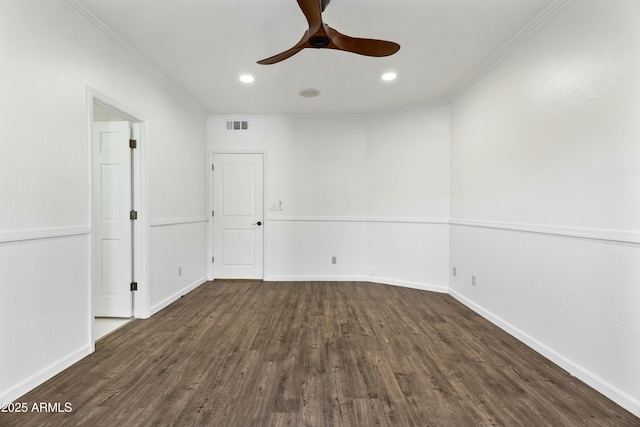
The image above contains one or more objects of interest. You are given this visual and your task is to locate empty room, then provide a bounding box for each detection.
[1,0,639,425]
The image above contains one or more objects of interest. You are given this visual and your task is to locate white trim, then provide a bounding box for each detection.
[207,113,366,122]
[87,88,151,320]
[210,150,268,281]
[150,217,209,227]
[150,276,208,316]
[264,275,369,282]
[267,217,638,243]
[267,216,449,225]
[207,104,453,125]
[263,275,448,294]
[450,218,640,244]
[131,121,151,319]
[0,226,90,244]
[368,217,449,225]
[448,0,576,100]
[207,151,215,281]
[449,290,640,418]
[90,92,145,123]
[209,105,452,122]
[0,344,91,405]
[62,0,206,116]
[267,216,367,223]
[367,277,449,294]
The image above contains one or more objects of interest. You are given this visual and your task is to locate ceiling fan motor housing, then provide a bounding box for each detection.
[310,36,330,48]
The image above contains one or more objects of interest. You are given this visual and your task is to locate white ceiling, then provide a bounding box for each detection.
[74,0,556,115]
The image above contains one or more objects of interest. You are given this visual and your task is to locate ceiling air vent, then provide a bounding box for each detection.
[226,120,249,131]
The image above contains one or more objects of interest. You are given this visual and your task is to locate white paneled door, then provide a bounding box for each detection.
[92,121,133,317]
[213,153,264,279]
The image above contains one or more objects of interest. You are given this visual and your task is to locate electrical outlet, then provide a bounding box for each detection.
[472,275,476,286]
[178,267,182,277]
[453,267,457,277]
[331,256,337,264]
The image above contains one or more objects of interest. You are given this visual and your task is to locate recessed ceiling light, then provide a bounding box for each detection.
[239,74,255,83]
[299,88,321,98]
[382,72,397,81]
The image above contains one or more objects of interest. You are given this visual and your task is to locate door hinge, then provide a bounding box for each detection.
[212,210,214,217]
[130,282,138,291]
[212,257,214,263]
[212,164,214,171]
[129,139,137,149]
[130,210,138,220]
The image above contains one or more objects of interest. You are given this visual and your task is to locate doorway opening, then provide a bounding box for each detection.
[89,89,150,346]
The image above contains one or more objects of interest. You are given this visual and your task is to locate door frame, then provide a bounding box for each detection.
[208,149,267,281]
[87,87,151,349]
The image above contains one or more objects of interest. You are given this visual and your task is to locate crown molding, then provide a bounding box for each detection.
[447,0,576,100]
[62,0,207,117]
[208,113,368,122]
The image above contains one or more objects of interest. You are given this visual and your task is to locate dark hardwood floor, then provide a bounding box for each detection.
[3,281,638,426]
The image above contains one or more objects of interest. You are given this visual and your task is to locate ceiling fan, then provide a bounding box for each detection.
[257,0,400,65]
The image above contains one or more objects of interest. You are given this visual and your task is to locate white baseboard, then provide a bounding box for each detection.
[367,276,448,294]
[264,275,367,282]
[150,276,208,316]
[449,289,640,418]
[0,344,91,404]
[263,275,448,294]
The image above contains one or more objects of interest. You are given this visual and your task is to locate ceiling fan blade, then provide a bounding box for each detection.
[297,0,324,34]
[328,26,400,57]
[257,47,305,65]
[257,31,309,65]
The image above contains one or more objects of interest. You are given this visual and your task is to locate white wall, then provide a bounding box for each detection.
[209,116,369,280]
[208,108,451,289]
[365,105,450,290]
[150,221,208,313]
[4,0,636,418]
[0,0,207,404]
[450,0,640,416]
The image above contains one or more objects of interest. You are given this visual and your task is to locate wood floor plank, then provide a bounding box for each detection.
[2,280,638,427]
